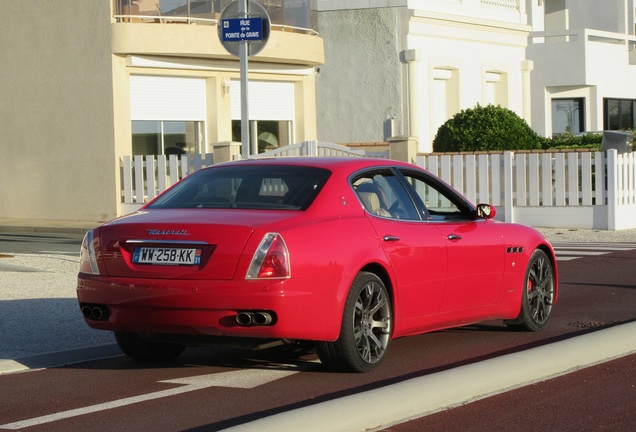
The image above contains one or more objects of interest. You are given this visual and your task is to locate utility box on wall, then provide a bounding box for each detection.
[601,131,633,154]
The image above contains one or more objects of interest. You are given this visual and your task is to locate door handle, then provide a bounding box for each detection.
[447,234,462,241]
[383,235,400,242]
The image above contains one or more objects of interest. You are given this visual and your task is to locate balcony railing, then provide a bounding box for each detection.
[113,0,317,35]
[480,0,519,11]
[529,28,636,66]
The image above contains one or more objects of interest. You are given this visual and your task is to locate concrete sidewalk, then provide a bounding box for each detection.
[0,221,117,374]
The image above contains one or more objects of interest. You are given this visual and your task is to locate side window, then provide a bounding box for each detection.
[352,171,420,220]
[400,170,471,221]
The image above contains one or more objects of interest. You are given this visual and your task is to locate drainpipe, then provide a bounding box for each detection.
[402,49,421,148]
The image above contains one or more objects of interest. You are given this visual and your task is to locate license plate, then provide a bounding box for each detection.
[132,247,202,266]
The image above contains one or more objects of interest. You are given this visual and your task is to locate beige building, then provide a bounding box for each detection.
[0,0,323,222]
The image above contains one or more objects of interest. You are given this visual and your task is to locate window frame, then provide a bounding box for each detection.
[604,98,636,130]
[132,120,205,156]
[350,167,477,222]
[350,169,421,220]
[396,168,476,222]
[551,98,585,136]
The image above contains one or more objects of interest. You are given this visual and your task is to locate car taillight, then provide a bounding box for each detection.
[79,230,100,275]
[246,233,290,279]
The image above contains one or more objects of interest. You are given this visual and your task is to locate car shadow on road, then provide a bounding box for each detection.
[0,298,116,371]
[63,339,321,374]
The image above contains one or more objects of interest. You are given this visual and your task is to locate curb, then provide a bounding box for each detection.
[221,322,636,432]
[0,225,96,236]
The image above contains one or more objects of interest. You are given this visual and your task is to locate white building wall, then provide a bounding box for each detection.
[409,0,526,24]
[315,0,530,152]
[315,0,636,151]
[407,11,528,151]
[528,0,636,136]
[567,0,625,32]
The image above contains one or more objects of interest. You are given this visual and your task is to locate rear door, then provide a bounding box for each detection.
[351,170,448,321]
[397,169,505,312]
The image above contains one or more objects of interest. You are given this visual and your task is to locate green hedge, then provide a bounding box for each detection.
[545,132,602,150]
[431,104,636,152]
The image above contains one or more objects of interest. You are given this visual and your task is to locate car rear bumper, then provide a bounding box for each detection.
[76,274,343,341]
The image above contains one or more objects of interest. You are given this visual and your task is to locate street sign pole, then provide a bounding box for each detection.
[239,0,249,159]
[218,0,270,159]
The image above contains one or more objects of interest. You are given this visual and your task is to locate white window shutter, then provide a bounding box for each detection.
[130,75,206,121]
[230,80,295,121]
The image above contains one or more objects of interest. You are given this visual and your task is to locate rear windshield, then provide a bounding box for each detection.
[147,165,331,210]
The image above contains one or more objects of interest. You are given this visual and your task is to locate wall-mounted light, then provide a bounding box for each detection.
[221,80,231,97]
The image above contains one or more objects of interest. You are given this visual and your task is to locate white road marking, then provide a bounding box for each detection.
[554,245,636,251]
[0,367,306,430]
[39,250,79,255]
[556,256,579,261]
[160,367,303,389]
[554,250,608,256]
[553,243,636,261]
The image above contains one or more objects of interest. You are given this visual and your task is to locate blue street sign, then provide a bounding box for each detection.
[221,17,264,42]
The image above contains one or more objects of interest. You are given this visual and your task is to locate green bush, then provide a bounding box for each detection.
[546,132,602,150]
[432,104,544,152]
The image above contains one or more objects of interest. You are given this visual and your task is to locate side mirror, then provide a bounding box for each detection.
[476,203,496,220]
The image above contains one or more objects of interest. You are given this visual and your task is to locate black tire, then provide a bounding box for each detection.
[115,332,186,362]
[315,272,392,372]
[506,249,555,332]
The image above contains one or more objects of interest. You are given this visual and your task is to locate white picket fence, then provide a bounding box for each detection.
[255,140,389,159]
[120,153,215,213]
[120,146,636,230]
[418,150,636,230]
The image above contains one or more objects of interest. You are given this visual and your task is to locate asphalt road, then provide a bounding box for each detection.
[0,228,635,431]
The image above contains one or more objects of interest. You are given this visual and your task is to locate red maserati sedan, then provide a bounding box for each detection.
[77,157,558,372]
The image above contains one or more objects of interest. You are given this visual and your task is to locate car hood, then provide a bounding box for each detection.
[97,209,299,280]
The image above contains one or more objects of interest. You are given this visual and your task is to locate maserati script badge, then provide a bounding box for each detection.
[146,229,190,235]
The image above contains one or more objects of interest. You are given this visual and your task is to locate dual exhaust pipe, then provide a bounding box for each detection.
[235,311,276,327]
[82,304,273,327]
[81,304,109,321]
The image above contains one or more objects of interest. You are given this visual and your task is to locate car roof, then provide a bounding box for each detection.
[212,157,415,171]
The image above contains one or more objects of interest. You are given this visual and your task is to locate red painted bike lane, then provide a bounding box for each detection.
[381,353,636,432]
